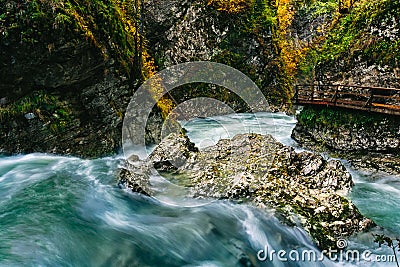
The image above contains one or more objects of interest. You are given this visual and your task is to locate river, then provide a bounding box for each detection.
[0,112,399,266]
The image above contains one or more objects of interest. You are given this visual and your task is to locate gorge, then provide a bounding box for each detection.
[0,0,399,266]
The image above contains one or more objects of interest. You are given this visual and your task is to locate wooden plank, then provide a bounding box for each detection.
[371,103,400,110]
[297,84,400,92]
[373,95,400,101]
[293,83,400,116]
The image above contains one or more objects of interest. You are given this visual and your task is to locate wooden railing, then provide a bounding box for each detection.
[293,84,400,115]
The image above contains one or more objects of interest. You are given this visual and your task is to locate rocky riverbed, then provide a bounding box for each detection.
[118,132,374,251]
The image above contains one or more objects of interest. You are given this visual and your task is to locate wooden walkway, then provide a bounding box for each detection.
[293,84,400,116]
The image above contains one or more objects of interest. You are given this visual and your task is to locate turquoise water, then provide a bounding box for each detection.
[0,112,398,266]
[349,168,400,234]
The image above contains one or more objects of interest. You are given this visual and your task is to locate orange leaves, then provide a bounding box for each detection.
[148,75,175,120]
[275,0,297,79]
[274,0,310,101]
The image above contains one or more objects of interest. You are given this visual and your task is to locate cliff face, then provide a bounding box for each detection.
[297,0,400,88]
[147,0,400,105]
[0,31,130,157]
[291,0,400,174]
[144,0,285,103]
[292,106,400,174]
[0,0,144,157]
[0,0,289,157]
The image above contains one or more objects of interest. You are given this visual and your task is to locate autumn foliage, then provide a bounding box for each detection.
[207,0,254,13]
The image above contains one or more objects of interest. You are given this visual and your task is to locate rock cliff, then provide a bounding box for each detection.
[297,0,400,88]
[0,0,159,157]
[1,0,399,157]
[292,106,400,174]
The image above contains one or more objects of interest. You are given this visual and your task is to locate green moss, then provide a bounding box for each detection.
[296,0,400,85]
[318,0,399,67]
[0,0,142,77]
[297,106,400,130]
[308,0,338,18]
[0,91,74,133]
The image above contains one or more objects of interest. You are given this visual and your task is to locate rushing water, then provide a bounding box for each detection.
[0,112,399,266]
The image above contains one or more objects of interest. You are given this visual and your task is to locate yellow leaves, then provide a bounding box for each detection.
[142,50,157,80]
[113,0,138,37]
[280,45,308,77]
[340,0,355,9]
[276,0,294,33]
[112,0,174,118]
[275,0,297,78]
[63,4,106,57]
[157,97,175,120]
[147,75,175,119]
[273,0,311,101]
[142,50,175,119]
[207,0,254,13]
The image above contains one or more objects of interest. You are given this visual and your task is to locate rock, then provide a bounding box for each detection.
[0,1,169,158]
[144,0,291,109]
[346,152,400,175]
[149,133,199,171]
[292,106,400,175]
[117,160,152,196]
[117,168,150,196]
[119,132,374,250]
[24,113,36,120]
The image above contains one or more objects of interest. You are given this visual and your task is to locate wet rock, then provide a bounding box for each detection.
[292,108,400,175]
[346,152,400,175]
[24,113,36,120]
[117,160,152,196]
[119,132,374,250]
[149,133,199,171]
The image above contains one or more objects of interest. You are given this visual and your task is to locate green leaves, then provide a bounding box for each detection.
[319,0,400,67]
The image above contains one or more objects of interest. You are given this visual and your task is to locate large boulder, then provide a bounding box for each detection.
[119,132,374,250]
